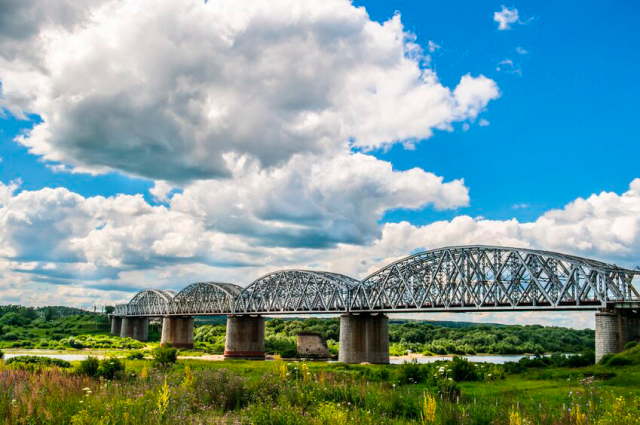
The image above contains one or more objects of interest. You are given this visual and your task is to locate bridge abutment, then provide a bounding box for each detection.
[161,316,194,349]
[596,309,640,362]
[224,315,265,360]
[110,316,123,336]
[339,313,389,364]
[120,317,149,341]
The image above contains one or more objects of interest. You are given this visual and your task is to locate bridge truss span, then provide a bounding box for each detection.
[170,282,242,315]
[118,289,176,316]
[349,245,640,313]
[234,270,360,315]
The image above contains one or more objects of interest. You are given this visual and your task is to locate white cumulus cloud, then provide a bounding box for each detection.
[0,0,498,182]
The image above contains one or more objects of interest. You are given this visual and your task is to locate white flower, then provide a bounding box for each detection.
[448,378,453,381]
[488,374,492,377]
[82,387,90,391]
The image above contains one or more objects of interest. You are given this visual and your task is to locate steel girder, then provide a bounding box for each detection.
[233,270,360,315]
[122,289,176,316]
[350,245,640,312]
[112,246,639,317]
[170,282,242,315]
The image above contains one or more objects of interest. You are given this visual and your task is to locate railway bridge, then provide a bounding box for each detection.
[110,246,640,363]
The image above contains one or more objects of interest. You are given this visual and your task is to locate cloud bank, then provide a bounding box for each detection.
[1,0,498,182]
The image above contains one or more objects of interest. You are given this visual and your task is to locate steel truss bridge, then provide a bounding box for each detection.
[113,245,640,317]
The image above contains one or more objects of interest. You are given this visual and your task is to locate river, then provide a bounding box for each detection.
[2,352,551,364]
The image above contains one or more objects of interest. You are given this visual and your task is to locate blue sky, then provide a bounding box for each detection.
[0,0,638,328]
[3,1,639,219]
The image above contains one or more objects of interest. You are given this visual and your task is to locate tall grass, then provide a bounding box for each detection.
[0,359,638,424]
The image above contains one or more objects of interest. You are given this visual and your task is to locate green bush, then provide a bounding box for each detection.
[606,355,632,366]
[5,355,71,368]
[127,351,145,360]
[396,359,424,385]
[436,378,460,400]
[598,353,615,365]
[97,357,125,379]
[77,356,100,376]
[624,340,638,350]
[0,349,3,359]
[449,356,480,382]
[152,344,178,367]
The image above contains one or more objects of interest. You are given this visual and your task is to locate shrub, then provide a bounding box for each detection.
[97,357,125,379]
[77,356,100,377]
[450,356,480,382]
[152,344,178,367]
[598,353,615,365]
[396,359,424,385]
[5,355,71,368]
[0,349,3,359]
[624,340,638,351]
[606,356,632,367]
[127,351,145,360]
[436,378,460,401]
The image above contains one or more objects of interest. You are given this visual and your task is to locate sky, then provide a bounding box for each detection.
[0,0,639,329]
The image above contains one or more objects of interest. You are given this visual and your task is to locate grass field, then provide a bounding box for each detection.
[1,349,639,424]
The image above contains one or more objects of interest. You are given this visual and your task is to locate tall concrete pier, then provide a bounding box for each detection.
[596,309,640,362]
[339,313,389,364]
[224,315,265,360]
[161,316,194,349]
[110,316,123,336]
[120,317,149,341]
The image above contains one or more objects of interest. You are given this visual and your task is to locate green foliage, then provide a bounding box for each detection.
[127,350,145,360]
[449,356,480,382]
[5,355,72,368]
[624,340,639,350]
[152,344,178,367]
[389,321,592,355]
[97,357,125,380]
[0,357,639,423]
[77,356,101,377]
[77,356,125,379]
[0,349,3,359]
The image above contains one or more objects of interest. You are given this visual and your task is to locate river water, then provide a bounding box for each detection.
[2,352,547,364]
[389,354,545,364]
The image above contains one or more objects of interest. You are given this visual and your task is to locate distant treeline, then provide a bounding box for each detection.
[193,317,594,357]
[0,304,595,356]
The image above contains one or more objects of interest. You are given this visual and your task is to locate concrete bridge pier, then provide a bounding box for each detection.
[596,309,640,362]
[161,316,194,349]
[110,316,123,336]
[224,315,265,360]
[120,317,149,341]
[339,313,389,364]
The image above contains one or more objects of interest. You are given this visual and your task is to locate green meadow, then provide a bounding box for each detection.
[1,344,639,424]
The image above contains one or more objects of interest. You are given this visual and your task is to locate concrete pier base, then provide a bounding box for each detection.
[161,316,194,349]
[120,317,149,341]
[339,313,389,364]
[596,310,640,362]
[110,316,123,336]
[224,315,265,360]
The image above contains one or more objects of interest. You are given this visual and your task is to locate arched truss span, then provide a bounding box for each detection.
[125,289,176,316]
[170,282,242,315]
[349,245,640,312]
[234,270,360,314]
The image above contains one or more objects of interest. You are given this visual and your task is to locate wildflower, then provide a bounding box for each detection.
[448,378,453,381]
